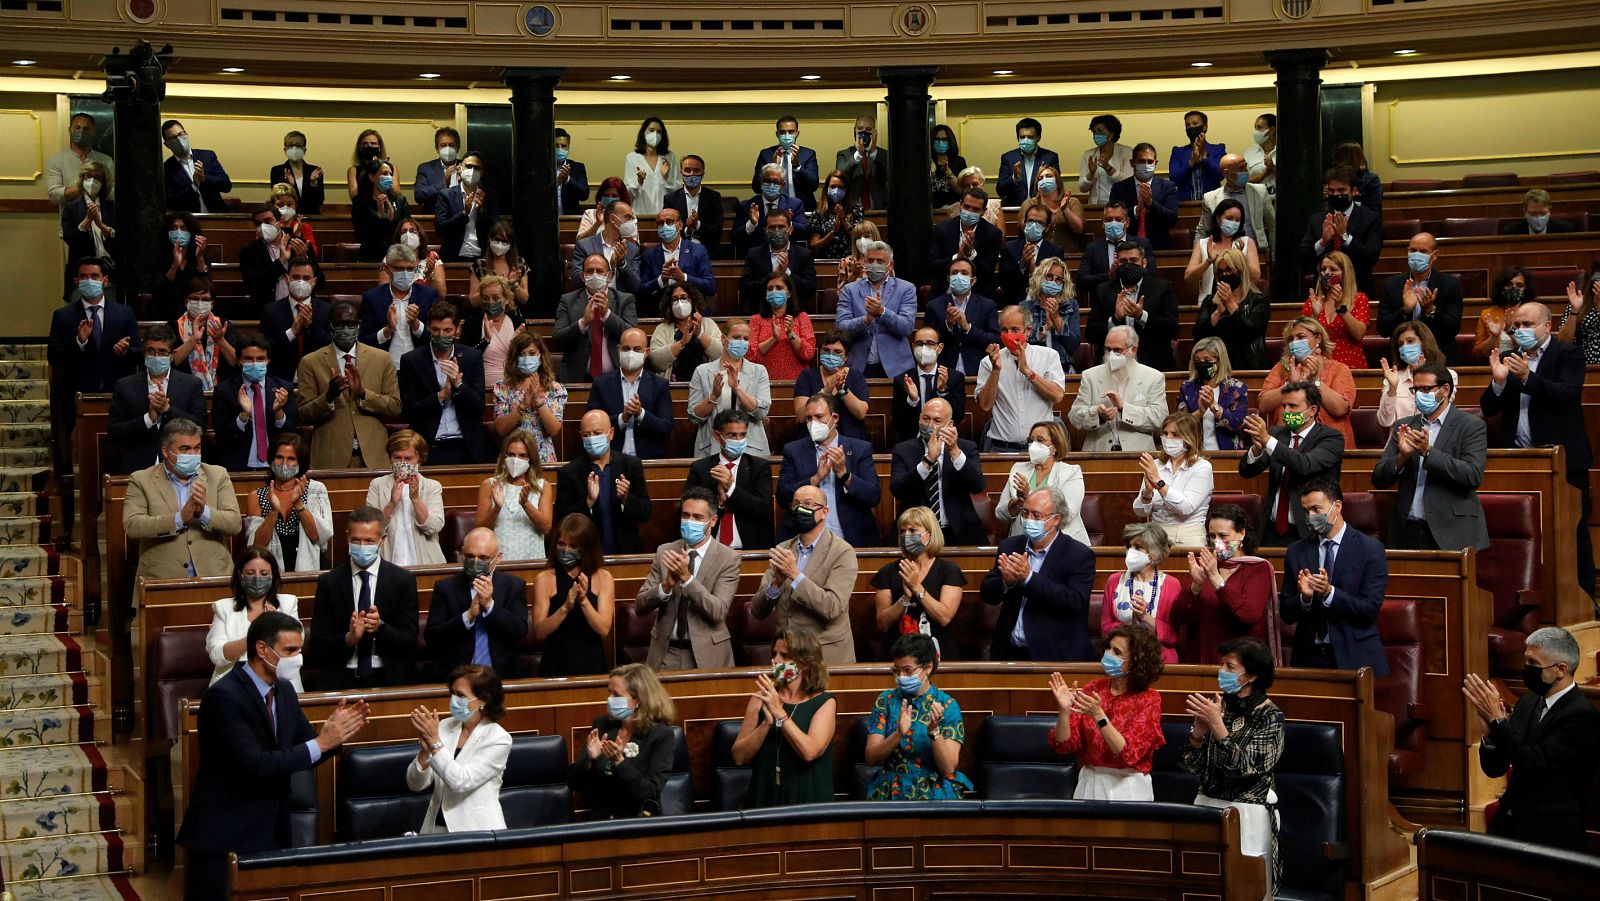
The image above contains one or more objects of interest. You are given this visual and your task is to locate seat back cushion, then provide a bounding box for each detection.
[336,743,432,840]
[152,628,212,744]
[501,733,573,829]
[711,719,751,811]
[976,715,1078,800]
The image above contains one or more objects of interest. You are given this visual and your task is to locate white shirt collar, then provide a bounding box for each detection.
[1544,679,1578,709]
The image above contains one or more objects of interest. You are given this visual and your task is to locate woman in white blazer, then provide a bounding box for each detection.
[407,664,512,834]
[994,419,1092,546]
[206,547,303,690]
[243,433,333,573]
[364,430,446,566]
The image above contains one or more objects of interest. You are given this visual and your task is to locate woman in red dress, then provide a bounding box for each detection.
[1302,250,1369,370]
[1048,624,1166,801]
[1176,503,1275,663]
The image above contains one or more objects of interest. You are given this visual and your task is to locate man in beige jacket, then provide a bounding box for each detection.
[753,484,858,663]
[295,299,402,469]
[124,417,242,581]
[637,488,741,670]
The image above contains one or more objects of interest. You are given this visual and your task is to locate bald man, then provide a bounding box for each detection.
[555,409,652,555]
[754,484,859,663]
[587,326,674,460]
[889,398,987,546]
[423,527,530,678]
[1377,231,1463,360]
[1194,152,1274,253]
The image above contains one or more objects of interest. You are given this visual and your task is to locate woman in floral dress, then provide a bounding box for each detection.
[492,330,566,464]
[864,633,973,800]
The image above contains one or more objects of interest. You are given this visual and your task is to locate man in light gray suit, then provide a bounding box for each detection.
[568,200,642,296]
[1371,363,1490,552]
[637,488,741,670]
[754,484,859,664]
[551,253,639,384]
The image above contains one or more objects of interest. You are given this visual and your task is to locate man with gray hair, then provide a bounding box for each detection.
[360,242,437,369]
[1068,323,1168,452]
[736,162,808,256]
[1465,625,1600,851]
[123,417,242,580]
[980,486,1095,661]
[977,305,1066,452]
[837,240,917,378]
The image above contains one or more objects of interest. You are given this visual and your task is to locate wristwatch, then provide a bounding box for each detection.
[1095,717,1110,729]
[1155,480,1167,490]
[773,715,788,729]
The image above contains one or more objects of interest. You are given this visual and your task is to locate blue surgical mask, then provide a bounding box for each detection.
[932,139,950,154]
[173,452,202,478]
[726,338,749,359]
[722,438,748,458]
[1022,518,1050,541]
[948,273,972,296]
[348,542,379,567]
[146,355,171,377]
[897,673,924,697]
[819,351,844,370]
[1133,163,1155,180]
[555,147,570,164]
[761,183,782,199]
[1092,133,1110,148]
[1413,389,1441,415]
[377,175,395,193]
[958,210,980,227]
[766,290,788,308]
[683,175,702,189]
[1103,220,1126,242]
[1289,338,1312,361]
[1217,669,1243,694]
[582,434,610,458]
[777,133,797,148]
[1036,177,1058,195]
[168,229,191,247]
[1023,221,1045,243]
[1041,279,1064,298]
[1528,214,1550,232]
[390,269,418,292]
[1407,251,1431,273]
[1232,171,1249,187]
[1100,652,1125,679]
[1017,137,1037,154]
[1513,326,1539,350]
[78,278,104,300]
[1398,343,1422,366]
[517,355,541,375]
[680,518,707,545]
[1219,219,1241,237]
[826,187,845,203]
[657,223,679,242]
[242,361,269,382]
[449,695,476,723]
[607,696,635,720]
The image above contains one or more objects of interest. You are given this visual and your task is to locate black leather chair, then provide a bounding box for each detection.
[974,715,1077,800]
[657,725,693,816]
[500,734,573,829]
[150,627,211,743]
[710,719,751,811]
[337,742,432,840]
[286,769,320,848]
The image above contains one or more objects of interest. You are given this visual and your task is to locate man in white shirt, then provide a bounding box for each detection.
[978,305,1067,452]
[46,112,115,210]
[1067,325,1167,452]
[637,488,741,670]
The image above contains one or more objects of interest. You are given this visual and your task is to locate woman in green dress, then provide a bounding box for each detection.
[865,633,974,800]
[732,626,836,807]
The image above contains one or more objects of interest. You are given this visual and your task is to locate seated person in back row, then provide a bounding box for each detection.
[1500,188,1578,235]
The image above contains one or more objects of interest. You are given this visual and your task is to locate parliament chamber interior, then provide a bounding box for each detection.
[2,0,1600,899]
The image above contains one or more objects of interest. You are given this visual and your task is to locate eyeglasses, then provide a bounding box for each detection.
[1019,511,1057,522]
[890,665,924,677]
[1412,384,1444,395]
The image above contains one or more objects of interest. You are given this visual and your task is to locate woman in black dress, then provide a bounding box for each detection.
[531,514,614,677]
[732,626,836,808]
[872,507,966,660]
[568,663,678,819]
[351,157,409,262]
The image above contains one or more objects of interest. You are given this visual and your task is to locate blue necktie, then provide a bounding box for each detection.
[471,595,492,666]
[89,305,103,347]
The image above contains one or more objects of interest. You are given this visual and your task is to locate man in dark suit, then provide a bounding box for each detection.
[414,126,461,209]
[686,410,774,551]
[893,326,967,437]
[569,199,643,297]
[1371,365,1490,552]
[270,130,325,215]
[835,113,888,210]
[177,611,368,901]
[1466,625,1600,852]
[1087,242,1178,372]
[210,335,298,472]
[733,166,809,258]
[259,257,331,383]
[555,128,590,215]
[1279,479,1389,675]
[999,203,1064,303]
[925,271,1000,377]
[927,188,1004,296]
[1481,302,1595,594]
[49,257,140,442]
[980,486,1096,661]
[1107,143,1181,249]
[1500,189,1579,235]
[424,527,529,679]
[997,117,1061,207]
[752,115,821,211]
[587,328,674,461]
[555,410,653,555]
[161,119,231,214]
[664,154,723,258]
[306,506,420,690]
[890,399,986,546]
[551,255,639,384]
[740,207,818,313]
[1238,382,1346,546]
[359,245,438,357]
[639,206,716,309]
[106,324,207,474]
[1376,232,1464,360]
[433,151,500,263]
[399,301,492,465]
[237,205,319,318]
[1077,202,1155,297]
[777,393,882,549]
[1298,166,1384,297]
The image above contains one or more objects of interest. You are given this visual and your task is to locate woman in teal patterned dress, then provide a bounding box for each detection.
[864,633,974,800]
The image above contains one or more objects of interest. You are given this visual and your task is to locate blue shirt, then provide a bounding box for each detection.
[243,661,321,764]
[1009,532,1057,647]
[813,440,845,542]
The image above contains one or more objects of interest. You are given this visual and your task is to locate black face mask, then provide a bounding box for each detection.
[1195,362,1216,381]
[1523,662,1557,696]
[555,550,581,571]
[1185,125,1205,142]
[1117,262,1143,287]
[1502,285,1525,306]
[1326,194,1353,213]
[786,506,818,536]
[359,145,382,161]
[1216,271,1243,290]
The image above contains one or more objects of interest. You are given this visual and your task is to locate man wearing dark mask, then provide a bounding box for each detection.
[295,299,403,469]
[1276,480,1388,674]
[740,207,817,313]
[1298,166,1382,297]
[1465,626,1600,851]
[1168,110,1225,202]
[424,528,529,678]
[1088,242,1178,372]
[835,114,888,210]
[400,301,491,465]
[663,154,723,257]
[260,257,332,382]
[161,119,232,214]
[753,484,860,664]
[1108,143,1179,250]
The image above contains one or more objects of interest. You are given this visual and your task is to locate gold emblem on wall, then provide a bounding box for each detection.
[896,4,935,37]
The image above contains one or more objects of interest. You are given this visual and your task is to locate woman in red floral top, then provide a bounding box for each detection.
[1048,624,1166,801]
[1301,250,1369,370]
[747,272,815,381]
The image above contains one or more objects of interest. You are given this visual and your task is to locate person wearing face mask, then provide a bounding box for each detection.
[124,417,242,580]
[1067,324,1168,453]
[361,243,438,371]
[1049,625,1167,800]
[1243,114,1276,195]
[740,207,818,314]
[1195,154,1273,255]
[732,627,837,806]
[107,325,207,474]
[663,154,723,257]
[1018,257,1081,373]
[1107,142,1181,251]
[926,255,1001,377]
[997,117,1060,207]
[387,216,449,295]
[836,219,883,287]
[424,529,529,677]
[1168,110,1225,202]
[1377,232,1463,361]
[239,205,318,317]
[245,433,332,573]
[978,305,1068,452]
[492,330,567,464]
[636,488,741,670]
[1303,251,1370,370]
[570,199,644,298]
[406,664,512,833]
[45,112,114,211]
[981,486,1097,662]
[269,183,320,255]
[873,508,967,659]
[364,430,446,566]
[838,242,918,379]
[460,275,525,388]
[1501,187,1577,236]
[938,166,1004,229]
[1025,164,1087,249]
[1000,203,1065,304]
[532,514,616,677]
[927,124,967,208]
[269,131,325,215]
[59,161,117,292]
[689,317,774,459]
[1297,166,1382,298]
[1376,322,1458,429]
[207,547,302,689]
[153,211,212,321]
[736,163,811,258]
[755,483,861,663]
[1186,199,1262,302]
[1077,114,1133,205]
[210,334,297,472]
[753,115,821,211]
[778,393,880,547]
[1077,201,1155,295]
[1133,414,1214,550]
[1100,523,1182,662]
[1278,479,1390,675]
[994,420,1090,544]
[467,222,530,309]
[568,663,679,819]
[892,325,967,437]
[576,177,631,242]
[864,633,974,800]
[555,409,653,555]
[1176,338,1249,451]
[835,113,889,211]
[169,275,241,393]
[622,116,681,216]
[685,409,774,551]
[1088,242,1178,373]
[1474,267,1538,360]
[306,505,421,689]
[294,299,403,469]
[890,398,986,546]
[414,127,462,209]
[642,205,716,310]
[927,187,1003,296]
[1466,626,1600,851]
[749,272,817,381]
[553,127,591,216]
[1176,505,1273,663]
[48,256,141,443]
[399,302,492,465]
[1180,637,1285,898]
[1258,317,1357,447]
[345,129,390,199]
[160,118,232,214]
[788,329,867,441]
[1373,363,1489,553]
[587,327,675,460]
[648,282,723,379]
[476,430,552,561]
[433,150,499,263]
[179,611,369,901]
[1556,263,1600,364]
[1192,246,1270,371]
[351,158,410,263]
[1239,381,1345,546]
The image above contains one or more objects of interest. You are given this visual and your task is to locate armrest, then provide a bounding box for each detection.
[1406,702,1431,722]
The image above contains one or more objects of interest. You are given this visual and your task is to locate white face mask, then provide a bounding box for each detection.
[399,232,421,250]
[460,167,481,187]
[82,178,100,196]
[264,645,304,685]
[1125,547,1152,573]
[258,222,279,242]
[807,420,831,444]
[288,279,313,300]
[644,130,661,148]
[913,346,937,367]
[618,220,639,240]
[1105,350,1128,372]
[276,205,296,220]
[504,456,530,479]
[584,273,610,294]
[438,146,458,164]
[1027,441,1052,465]
[671,299,693,320]
[284,146,306,162]
[489,240,512,257]
[1162,437,1187,459]
[619,349,645,372]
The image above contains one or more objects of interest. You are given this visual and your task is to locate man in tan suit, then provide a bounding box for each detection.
[637,488,740,670]
[753,484,858,663]
[124,418,242,580]
[295,299,402,469]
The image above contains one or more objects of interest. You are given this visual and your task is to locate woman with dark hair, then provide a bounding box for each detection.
[384,215,447,295]
[1557,262,1600,363]
[1329,140,1381,212]
[1078,113,1132,205]
[531,514,615,677]
[647,281,723,381]
[1244,114,1277,194]
[152,210,211,319]
[168,274,240,391]
[1474,266,1537,359]
[747,272,815,380]
[466,219,529,308]
[345,129,387,199]
[1177,505,1274,664]
[1186,197,1262,300]
[734,627,837,807]
[622,117,680,216]
[1182,636,1285,897]
[929,124,967,208]
[568,663,678,818]
[351,157,409,262]
[1378,321,1458,429]
[576,176,631,241]
[244,432,331,573]
[864,633,974,800]
[809,169,865,259]
[205,546,299,688]
[406,664,511,833]
[1048,623,1166,800]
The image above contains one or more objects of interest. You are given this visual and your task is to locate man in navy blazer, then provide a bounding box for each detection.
[778,394,882,549]
[434,153,501,262]
[751,116,821,211]
[399,303,492,465]
[924,277,1000,376]
[586,328,674,460]
[997,118,1061,207]
[999,203,1064,303]
[893,326,968,438]
[237,206,321,318]
[1279,479,1389,675]
[890,399,986,546]
[1107,145,1181,249]
[740,208,818,313]
[1169,111,1226,202]
[664,154,723,258]
[980,486,1096,662]
[49,258,141,432]
[733,185,808,258]
[178,612,367,901]
[414,127,461,208]
[556,128,590,215]
[161,120,231,214]
[259,258,332,382]
[359,246,438,355]
[210,335,298,472]
[569,199,643,297]
[1297,166,1385,297]
[106,325,207,474]
[638,207,715,310]
[1077,202,1156,296]
[306,509,421,689]
[928,188,1004,296]
[424,528,530,679]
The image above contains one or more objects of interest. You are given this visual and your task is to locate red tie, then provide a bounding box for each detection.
[589,299,606,379]
[1274,433,1301,535]
[251,382,270,466]
[265,686,277,737]
[717,462,736,545]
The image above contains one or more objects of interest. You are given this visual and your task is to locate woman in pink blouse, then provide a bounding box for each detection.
[1101,522,1182,663]
[747,272,815,381]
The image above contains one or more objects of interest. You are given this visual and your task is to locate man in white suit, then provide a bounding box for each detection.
[636,487,742,670]
[1068,325,1168,452]
[1194,153,1275,252]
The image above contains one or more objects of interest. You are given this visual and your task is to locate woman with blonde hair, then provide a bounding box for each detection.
[364,429,444,566]
[1101,522,1181,662]
[492,330,566,463]
[1185,198,1260,299]
[346,128,387,199]
[1259,316,1358,446]
[733,627,837,807]
[1177,338,1249,451]
[568,663,679,819]
[268,182,318,255]
[1193,246,1271,370]
[1022,165,1085,249]
[873,507,966,660]
[474,429,551,562]
[837,219,883,287]
[1134,412,1214,547]
[995,420,1090,545]
[1303,250,1369,370]
[462,274,523,389]
[1019,256,1080,372]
